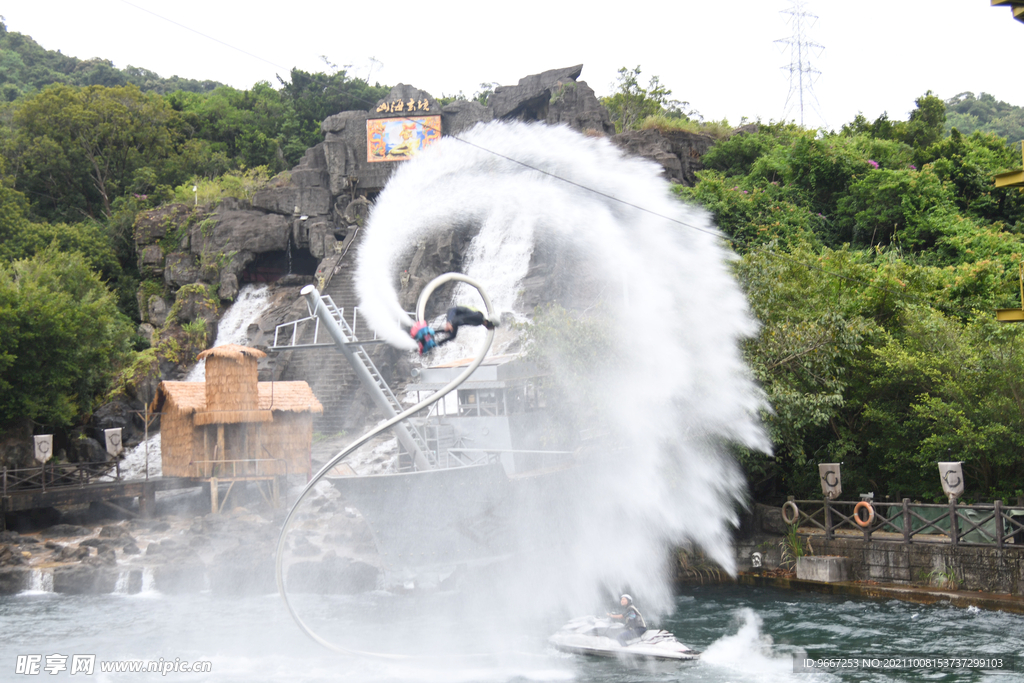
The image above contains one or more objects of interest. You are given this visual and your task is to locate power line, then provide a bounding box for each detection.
[104,3,991,320]
[119,0,290,72]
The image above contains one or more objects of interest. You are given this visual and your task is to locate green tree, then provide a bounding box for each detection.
[0,20,222,97]
[736,245,881,498]
[10,83,175,219]
[675,171,822,249]
[899,91,946,151]
[833,167,954,249]
[863,309,1024,500]
[0,246,134,428]
[944,92,1024,143]
[276,68,389,164]
[601,66,681,133]
[167,82,288,173]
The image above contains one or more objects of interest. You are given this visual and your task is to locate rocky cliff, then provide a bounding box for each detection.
[124,64,719,437]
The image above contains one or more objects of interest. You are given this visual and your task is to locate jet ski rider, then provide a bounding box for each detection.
[608,594,647,645]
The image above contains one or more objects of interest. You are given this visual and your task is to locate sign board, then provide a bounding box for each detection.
[938,461,965,499]
[818,463,842,499]
[366,115,441,162]
[104,428,123,457]
[33,435,53,464]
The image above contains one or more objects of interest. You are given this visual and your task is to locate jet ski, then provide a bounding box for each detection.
[549,616,700,662]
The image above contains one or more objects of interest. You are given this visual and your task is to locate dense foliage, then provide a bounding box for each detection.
[944,91,1024,143]
[1,26,1023,505]
[0,246,134,428]
[0,22,221,100]
[0,21,390,433]
[676,96,1024,505]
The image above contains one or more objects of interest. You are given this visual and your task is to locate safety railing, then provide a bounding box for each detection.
[186,458,289,480]
[442,448,575,475]
[2,460,121,495]
[781,497,1024,548]
[271,304,403,350]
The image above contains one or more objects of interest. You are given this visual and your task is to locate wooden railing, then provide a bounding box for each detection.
[783,497,1024,548]
[185,458,289,480]
[2,460,121,495]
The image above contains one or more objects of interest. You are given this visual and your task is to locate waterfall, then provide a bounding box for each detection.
[139,566,156,594]
[185,283,273,381]
[24,568,53,594]
[120,432,161,480]
[354,121,771,616]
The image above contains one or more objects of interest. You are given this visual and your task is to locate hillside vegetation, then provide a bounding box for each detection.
[0,24,1023,504]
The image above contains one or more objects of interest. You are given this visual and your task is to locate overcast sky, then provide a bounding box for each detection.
[3,1,1021,130]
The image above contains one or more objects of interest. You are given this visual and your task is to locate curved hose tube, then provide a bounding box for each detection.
[275,273,497,656]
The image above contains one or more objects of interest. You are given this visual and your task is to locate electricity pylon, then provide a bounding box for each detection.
[775,1,825,128]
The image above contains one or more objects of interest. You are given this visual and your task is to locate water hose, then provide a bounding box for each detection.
[275,273,497,657]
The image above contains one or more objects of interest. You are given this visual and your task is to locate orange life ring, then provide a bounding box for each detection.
[781,500,799,525]
[854,500,875,527]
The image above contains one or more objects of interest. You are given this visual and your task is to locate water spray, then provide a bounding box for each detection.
[275,273,497,657]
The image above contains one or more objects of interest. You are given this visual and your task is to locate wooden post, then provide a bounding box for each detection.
[204,426,212,474]
[995,499,1004,549]
[824,497,834,541]
[902,498,911,545]
[2,467,6,497]
[138,482,156,518]
[210,477,219,514]
[217,424,226,477]
[949,497,959,547]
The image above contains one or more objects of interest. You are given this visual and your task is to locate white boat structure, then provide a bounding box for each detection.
[550,616,701,663]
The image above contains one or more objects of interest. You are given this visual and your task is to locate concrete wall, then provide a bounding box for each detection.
[810,537,1024,594]
[734,504,1024,595]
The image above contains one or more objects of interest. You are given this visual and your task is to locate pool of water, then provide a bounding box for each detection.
[2,584,1021,682]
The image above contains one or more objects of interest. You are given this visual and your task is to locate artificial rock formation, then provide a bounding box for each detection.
[125,64,719,434]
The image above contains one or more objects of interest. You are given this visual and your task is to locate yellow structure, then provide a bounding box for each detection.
[992,0,1024,24]
[151,344,323,511]
[994,144,1024,321]
[994,142,1024,191]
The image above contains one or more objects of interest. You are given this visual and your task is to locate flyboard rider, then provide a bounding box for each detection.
[409,306,497,355]
[607,594,647,645]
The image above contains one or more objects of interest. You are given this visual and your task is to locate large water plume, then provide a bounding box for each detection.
[355,121,770,619]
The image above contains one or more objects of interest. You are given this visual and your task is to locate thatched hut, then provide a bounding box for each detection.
[152,345,323,479]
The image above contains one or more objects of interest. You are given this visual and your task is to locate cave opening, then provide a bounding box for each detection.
[241,248,319,283]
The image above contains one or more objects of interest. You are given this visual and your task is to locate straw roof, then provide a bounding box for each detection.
[196,344,267,361]
[255,382,324,413]
[152,381,324,421]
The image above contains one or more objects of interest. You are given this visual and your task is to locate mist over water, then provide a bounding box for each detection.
[353,121,771,622]
[6,586,1023,682]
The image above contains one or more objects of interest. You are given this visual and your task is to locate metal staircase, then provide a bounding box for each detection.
[318,296,433,460]
[271,289,434,469]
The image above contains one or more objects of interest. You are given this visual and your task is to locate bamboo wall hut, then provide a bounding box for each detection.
[151,345,323,479]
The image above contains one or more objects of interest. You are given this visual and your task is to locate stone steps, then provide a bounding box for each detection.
[282,228,401,433]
